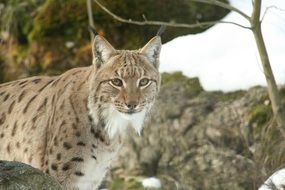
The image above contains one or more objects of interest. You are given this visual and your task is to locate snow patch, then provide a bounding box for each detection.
[160,0,285,92]
[142,177,161,189]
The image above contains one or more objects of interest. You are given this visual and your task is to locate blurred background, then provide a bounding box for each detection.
[0,0,285,189]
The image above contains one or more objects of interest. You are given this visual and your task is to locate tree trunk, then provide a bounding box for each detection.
[251,0,285,136]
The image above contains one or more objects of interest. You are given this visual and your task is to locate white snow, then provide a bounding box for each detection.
[142,177,162,189]
[160,0,285,92]
[259,168,285,190]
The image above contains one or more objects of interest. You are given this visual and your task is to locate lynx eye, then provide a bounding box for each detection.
[139,78,150,87]
[111,78,123,87]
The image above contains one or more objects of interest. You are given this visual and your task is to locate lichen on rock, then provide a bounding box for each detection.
[0,160,62,190]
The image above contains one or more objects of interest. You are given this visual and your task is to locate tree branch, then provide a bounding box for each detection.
[261,5,285,23]
[251,0,262,25]
[190,0,250,20]
[93,0,251,30]
[87,0,95,41]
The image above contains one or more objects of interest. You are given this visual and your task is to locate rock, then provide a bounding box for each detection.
[108,74,284,190]
[0,160,62,190]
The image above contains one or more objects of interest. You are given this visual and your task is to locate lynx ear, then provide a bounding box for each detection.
[92,35,116,69]
[140,36,162,69]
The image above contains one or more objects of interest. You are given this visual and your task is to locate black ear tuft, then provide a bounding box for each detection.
[88,26,97,36]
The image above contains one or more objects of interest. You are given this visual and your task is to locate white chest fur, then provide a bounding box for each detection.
[103,106,147,138]
[80,106,147,189]
[77,141,121,190]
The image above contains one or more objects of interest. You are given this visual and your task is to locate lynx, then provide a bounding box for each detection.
[0,34,162,189]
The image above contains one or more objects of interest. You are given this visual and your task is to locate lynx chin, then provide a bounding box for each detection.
[0,34,162,189]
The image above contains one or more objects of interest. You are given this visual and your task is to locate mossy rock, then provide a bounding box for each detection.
[107,177,147,190]
[0,160,62,190]
[217,90,246,102]
[161,71,203,98]
[247,103,272,137]
[28,0,88,43]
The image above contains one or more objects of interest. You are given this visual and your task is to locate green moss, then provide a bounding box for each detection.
[161,72,203,98]
[28,0,88,42]
[217,90,246,102]
[248,104,272,129]
[108,177,148,190]
[1,0,45,44]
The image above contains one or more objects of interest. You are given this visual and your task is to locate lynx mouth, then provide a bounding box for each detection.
[121,110,139,115]
[116,108,141,115]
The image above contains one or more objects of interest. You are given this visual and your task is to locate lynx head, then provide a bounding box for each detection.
[88,35,161,138]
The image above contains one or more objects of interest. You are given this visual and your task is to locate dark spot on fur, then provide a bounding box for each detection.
[32,78,41,84]
[49,148,53,154]
[18,90,26,102]
[74,171,84,176]
[23,95,37,113]
[90,128,95,134]
[54,137,58,146]
[94,131,105,142]
[56,153,61,161]
[63,142,72,150]
[60,120,66,127]
[37,97,47,111]
[4,94,10,101]
[11,121,17,136]
[75,131,81,137]
[51,164,58,171]
[32,116,38,123]
[19,80,27,85]
[71,157,84,162]
[72,123,77,130]
[0,113,6,125]
[92,155,97,160]
[77,142,86,146]
[88,115,93,122]
[8,101,15,114]
[38,80,54,92]
[62,163,70,171]
[0,133,4,138]
[24,148,28,153]
[16,142,20,148]
[45,169,49,174]
[92,144,97,149]
[7,144,10,153]
[45,160,48,165]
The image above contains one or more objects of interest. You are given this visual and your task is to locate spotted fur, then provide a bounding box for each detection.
[0,35,161,190]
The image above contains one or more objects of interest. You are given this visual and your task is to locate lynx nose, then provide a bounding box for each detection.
[126,102,137,110]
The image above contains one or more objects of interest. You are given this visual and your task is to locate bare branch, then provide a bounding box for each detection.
[261,5,285,23]
[190,0,250,20]
[87,0,95,41]
[93,0,251,30]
